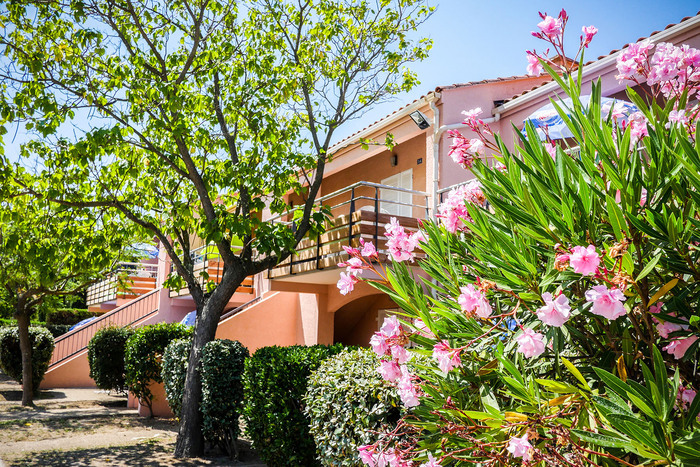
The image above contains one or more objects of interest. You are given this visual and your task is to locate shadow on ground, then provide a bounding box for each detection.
[8,440,264,467]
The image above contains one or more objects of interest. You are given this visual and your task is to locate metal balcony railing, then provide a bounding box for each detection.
[268,181,429,278]
[168,245,254,298]
[86,262,158,306]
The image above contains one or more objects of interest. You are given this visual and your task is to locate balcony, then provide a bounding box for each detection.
[168,245,254,298]
[268,181,429,282]
[86,262,158,306]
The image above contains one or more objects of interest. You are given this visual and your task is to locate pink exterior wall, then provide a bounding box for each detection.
[40,351,95,389]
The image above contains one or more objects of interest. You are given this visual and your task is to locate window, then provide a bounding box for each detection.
[380,169,413,217]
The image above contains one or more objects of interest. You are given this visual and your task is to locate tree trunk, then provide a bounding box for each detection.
[174,287,235,458]
[16,311,34,406]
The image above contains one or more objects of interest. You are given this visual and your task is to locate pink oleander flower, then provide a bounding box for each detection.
[627,111,649,143]
[677,385,697,411]
[385,217,424,262]
[337,272,359,295]
[585,285,627,320]
[649,302,664,314]
[369,333,389,356]
[391,344,411,365]
[667,109,688,128]
[537,15,562,38]
[527,51,543,77]
[448,131,486,167]
[461,107,483,126]
[343,245,360,256]
[516,328,546,358]
[378,360,401,382]
[360,239,377,258]
[664,335,698,359]
[507,434,533,461]
[657,313,689,339]
[370,315,403,356]
[616,39,654,82]
[436,180,485,233]
[536,292,571,327]
[581,25,598,48]
[380,315,402,337]
[544,142,557,159]
[432,340,463,373]
[569,245,600,276]
[397,365,420,407]
[420,453,442,467]
[342,257,364,274]
[359,445,376,466]
[458,284,492,318]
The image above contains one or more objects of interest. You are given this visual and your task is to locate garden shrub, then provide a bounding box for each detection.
[87,326,134,392]
[124,322,192,416]
[243,344,345,466]
[336,13,700,466]
[305,348,402,466]
[163,338,249,458]
[0,326,54,393]
[162,338,191,419]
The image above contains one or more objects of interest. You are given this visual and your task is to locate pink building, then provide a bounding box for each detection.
[42,12,700,415]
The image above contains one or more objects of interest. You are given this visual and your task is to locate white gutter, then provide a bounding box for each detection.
[494,14,700,116]
[429,97,500,216]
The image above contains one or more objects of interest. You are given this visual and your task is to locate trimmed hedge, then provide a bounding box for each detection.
[305,348,402,466]
[0,326,55,392]
[0,320,70,338]
[243,344,345,466]
[88,326,134,392]
[124,322,192,416]
[163,338,249,457]
[46,308,100,326]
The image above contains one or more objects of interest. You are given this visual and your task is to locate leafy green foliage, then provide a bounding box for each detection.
[0,320,71,338]
[243,344,344,466]
[0,326,54,392]
[124,323,192,416]
[304,348,401,466]
[162,338,249,458]
[87,326,135,393]
[46,308,100,326]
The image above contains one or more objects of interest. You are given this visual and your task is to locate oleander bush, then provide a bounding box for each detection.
[243,344,345,466]
[337,12,700,466]
[45,308,100,326]
[0,326,54,393]
[162,338,249,458]
[124,322,192,416]
[87,326,134,393]
[305,348,402,466]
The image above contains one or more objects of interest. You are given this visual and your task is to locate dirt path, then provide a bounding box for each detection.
[0,371,265,466]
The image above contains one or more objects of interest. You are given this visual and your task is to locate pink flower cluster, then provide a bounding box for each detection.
[448,130,485,167]
[432,340,462,373]
[458,283,492,318]
[536,292,571,327]
[371,316,421,407]
[436,180,486,234]
[616,40,700,99]
[385,218,425,262]
[359,445,412,467]
[664,335,698,360]
[585,285,627,320]
[516,328,546,358]
[336,239,378,295]
[676,384,697,412]
[649,302,698,359]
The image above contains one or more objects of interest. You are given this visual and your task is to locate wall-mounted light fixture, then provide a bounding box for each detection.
[409,110,431,130]
[390,154,398,166]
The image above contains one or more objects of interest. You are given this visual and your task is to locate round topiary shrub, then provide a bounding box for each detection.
[0,326,54,393]
[162,338,249,458]
[304,348,402,466]
[243,344,345,467]
[124,322,192,416]
[87,326,135,393]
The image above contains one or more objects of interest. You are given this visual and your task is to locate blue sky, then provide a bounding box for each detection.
[333,0,700,142]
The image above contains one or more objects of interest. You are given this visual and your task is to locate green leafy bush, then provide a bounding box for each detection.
[305,348,401,466]
[243,344,345,466]
[45,308,100,326]
[124,322,192,416]
[0,326,54,392]
[88,326,134,392]
[163,338,249,458]
[162,338,191,419]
